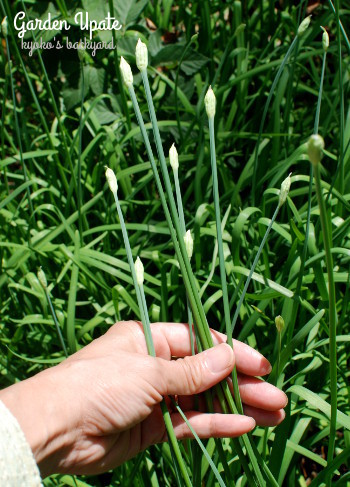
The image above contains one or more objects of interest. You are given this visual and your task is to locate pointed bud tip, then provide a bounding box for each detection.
[204,86,216,119]
[135,256,144,286]
[321,27,329,51]
[275,315,285,333]
[298,15,312,37]
[37,267,47,289]
[278,173,292,207]
[120,56,133,86]
[105,166,118,193]
[184,230,193,260]
[136,38,148,71]
[1,16,8,38]
[307,134,325,165]
[169,143,179,171]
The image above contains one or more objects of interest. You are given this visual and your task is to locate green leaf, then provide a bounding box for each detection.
[288,385,350,431]
[113,0,149,25]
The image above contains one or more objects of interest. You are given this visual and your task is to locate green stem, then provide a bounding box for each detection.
[314,51,327,135]
[131,77,213,351]
[208,116,243,414]
[252,36,298,205]
[231,204,280,334]
[313,164,337,467]
[112,189,191,487]
[44,289,68,358]
[134,71,268,486]
[174,168,186,236]
[172,168,195,355]
[77,61,85,245]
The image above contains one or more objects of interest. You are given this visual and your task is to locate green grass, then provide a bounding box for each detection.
[1,0,350,486]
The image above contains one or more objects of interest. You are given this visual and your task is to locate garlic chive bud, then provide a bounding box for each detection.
[120,56,133,87]
[169,143,179,171]
[297,15,311,37]
[204,86,216,119]
[1,17,8,38]
[278,173,292,207]
[37,267,47,289]
[184,230,193,261]
[135,256,144,286]
[136,38,148,72]
[105,166,118,193]
[77,39,86,62]
[275,315,285,333]
[321,27,329,52]
[307,134,325,165]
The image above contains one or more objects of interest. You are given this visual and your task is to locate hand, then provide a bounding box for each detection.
[0,321,287,477]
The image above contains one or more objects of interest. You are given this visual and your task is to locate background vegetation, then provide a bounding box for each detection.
[0,0,349,485]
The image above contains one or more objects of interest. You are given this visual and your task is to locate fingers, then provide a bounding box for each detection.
[170,411,255,440]
[232,339,271,376]
[108,321,272,377]
[157,343,235,396]
[178,375,287,415]
[229,375,288,411]
[243,405,286,427]
[106,321,226,359]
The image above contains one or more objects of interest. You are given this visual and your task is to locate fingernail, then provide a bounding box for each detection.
[204,344,233,374]
[263,362,272,375]
[247,416,256,431]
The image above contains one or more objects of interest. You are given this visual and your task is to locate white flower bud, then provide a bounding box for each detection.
[204,86,216,119]
[321,27,329,52]
[184,230,193,260]
[1,17,8,38]
[278,173,292,207]
[134,256,144,286]
[77,39,86,62]
[307,134,325,165]
[297,15,311,37]
[105,166,118,193]
[120,56,133,87]
[169,143,179,171]
[275,315,285,333]
[37,267,47,289]
[136,38,148,72]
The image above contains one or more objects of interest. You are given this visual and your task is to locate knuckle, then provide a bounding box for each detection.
[181,356,203,393]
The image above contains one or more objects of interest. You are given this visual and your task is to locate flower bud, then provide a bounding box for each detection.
[321,27,329,52]
[120,56,133,87]
[298,15,311,37]
[105,166,118,193]
[307,134,324,165]
[184,230,193,260]
[37,267,47,289]
[275,315,285,333]
[134,256,144,286]
[169,143,179,171]
[77,39,86,62]
[1,17,8,38]
[204,86,216,119]
[278,173,292,207]
[136,38,148,72]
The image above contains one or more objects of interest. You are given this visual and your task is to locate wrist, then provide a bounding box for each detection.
[0,366,77,477]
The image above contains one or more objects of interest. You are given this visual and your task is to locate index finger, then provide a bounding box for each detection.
[109,321,272,377]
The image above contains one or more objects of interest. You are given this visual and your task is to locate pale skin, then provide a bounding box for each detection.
[0,321,287,478]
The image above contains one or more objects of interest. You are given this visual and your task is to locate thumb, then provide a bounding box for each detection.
[158,343,234,396]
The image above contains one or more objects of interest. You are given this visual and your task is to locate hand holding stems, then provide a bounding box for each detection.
[0,321,287,478]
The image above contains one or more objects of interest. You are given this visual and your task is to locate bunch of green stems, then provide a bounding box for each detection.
[113,37,297,486]
[105,167,226,487]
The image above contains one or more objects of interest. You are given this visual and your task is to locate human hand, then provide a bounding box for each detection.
[0,321,287,477]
